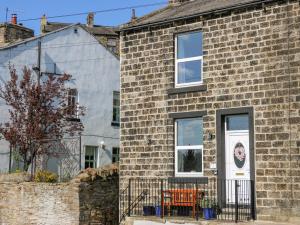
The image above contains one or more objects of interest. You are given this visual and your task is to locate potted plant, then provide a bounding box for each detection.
[202,198,217,220]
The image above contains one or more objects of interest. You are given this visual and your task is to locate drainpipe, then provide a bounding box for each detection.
[286,1,294,208]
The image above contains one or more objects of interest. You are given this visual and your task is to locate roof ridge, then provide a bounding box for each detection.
[0,23,77,50]
[121,0,278,31]
[121,4,172,28]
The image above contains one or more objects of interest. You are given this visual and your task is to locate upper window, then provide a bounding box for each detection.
[176,31,203,87]
[112,91,120,126]
[175,118,203,177]
[67,88,78,117]
[107,38,117,54]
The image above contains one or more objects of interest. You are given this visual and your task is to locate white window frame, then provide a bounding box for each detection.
[112,147,120,163]
[84,145,98,169]
[175,31,203,88]
[112,91,120,124]
[175,118,203,177]
[67,88,79,118]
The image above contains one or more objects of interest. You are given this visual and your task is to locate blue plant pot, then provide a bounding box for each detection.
[155,206,161,217]
[143,206,155,216]
[203,208,216,220]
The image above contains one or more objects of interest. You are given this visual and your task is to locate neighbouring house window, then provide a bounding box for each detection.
[107,38,117,53]
[175,118,203,177]
[112,91,120,126]
[175,31,203,87]
[67,88,78,117]
[112,147,120,163]
[85,146,98,169]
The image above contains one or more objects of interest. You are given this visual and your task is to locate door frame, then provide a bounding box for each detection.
[216,107,256,218]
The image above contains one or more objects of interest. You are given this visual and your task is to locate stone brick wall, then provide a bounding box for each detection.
[0,175,119,225]
[120,0,300,222]
[0,24,34,47]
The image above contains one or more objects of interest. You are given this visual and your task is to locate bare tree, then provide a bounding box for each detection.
[0,67,85,171]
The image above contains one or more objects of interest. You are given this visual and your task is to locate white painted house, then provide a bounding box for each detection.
[0,24,120,176]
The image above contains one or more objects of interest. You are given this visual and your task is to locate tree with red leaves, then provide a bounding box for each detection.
[0,67,85,171]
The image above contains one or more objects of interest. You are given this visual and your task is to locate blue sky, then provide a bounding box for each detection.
[0,0,168,34]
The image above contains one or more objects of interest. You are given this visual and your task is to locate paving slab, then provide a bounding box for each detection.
[125,217,300,225]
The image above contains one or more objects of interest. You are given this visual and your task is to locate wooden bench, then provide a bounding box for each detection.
[162,189,204,218]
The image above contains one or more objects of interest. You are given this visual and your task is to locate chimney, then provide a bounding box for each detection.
[11,14,17,25]
[40,14,47,33]
[87,12,94,27]
[168,0,192,6]
[0,14,34,47]
[131,9,137,22]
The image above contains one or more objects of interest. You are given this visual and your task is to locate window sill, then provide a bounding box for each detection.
[174,173,205,178]
[167,84,207,95]
[169,177,208,184]
[111,121,120,127]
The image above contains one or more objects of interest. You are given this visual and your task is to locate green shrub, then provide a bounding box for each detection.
[34,170,58,183]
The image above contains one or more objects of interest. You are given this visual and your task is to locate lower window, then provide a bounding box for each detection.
[112,147,120,163]
[175,117,203,177]
[85,146,98,169]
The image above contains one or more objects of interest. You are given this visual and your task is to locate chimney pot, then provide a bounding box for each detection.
[11,14,17,25]
[87,12,94,27]
[131,9,137,22]
[40,14,47,33]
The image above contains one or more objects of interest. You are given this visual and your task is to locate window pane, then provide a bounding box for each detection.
[177,60,201,84]
[178,149,202,173]
[113,108,120,122]
[67,88,78,116]
[226,115,249,131]
[177,32,202,59]
[112,147,120,163]
[177,118,203,146]
[112,148,119,154]
[112,92,120,123]
[112,155,119,163]
[85,148,92,156]
[85,146,97,168]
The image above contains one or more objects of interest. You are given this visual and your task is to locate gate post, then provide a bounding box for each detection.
[128,178,131,217]
[250,180,256,220]
[160,179,164,219]
[235,180,239,223]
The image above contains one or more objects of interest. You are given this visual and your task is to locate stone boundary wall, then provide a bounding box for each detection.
[0,174,119,225]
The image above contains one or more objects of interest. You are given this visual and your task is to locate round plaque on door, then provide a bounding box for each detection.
[233,142,246,168]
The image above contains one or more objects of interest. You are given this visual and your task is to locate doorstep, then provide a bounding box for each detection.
[125,216,299,225]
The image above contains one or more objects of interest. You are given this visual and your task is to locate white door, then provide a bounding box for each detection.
[225,115,251,204]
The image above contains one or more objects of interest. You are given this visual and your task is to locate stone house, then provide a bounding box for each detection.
[40,13,120,55]
[0,23,120,178]
[119,0,300,223]
[0,14,34,47]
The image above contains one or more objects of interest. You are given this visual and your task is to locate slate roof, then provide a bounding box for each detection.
[43,22,118,36]
[121,0,266,30]
[0,23,34,33]
[42,22,71,33]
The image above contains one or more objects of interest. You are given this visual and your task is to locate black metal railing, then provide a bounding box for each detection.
[119,178,255,223]
[217,179,255,222]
